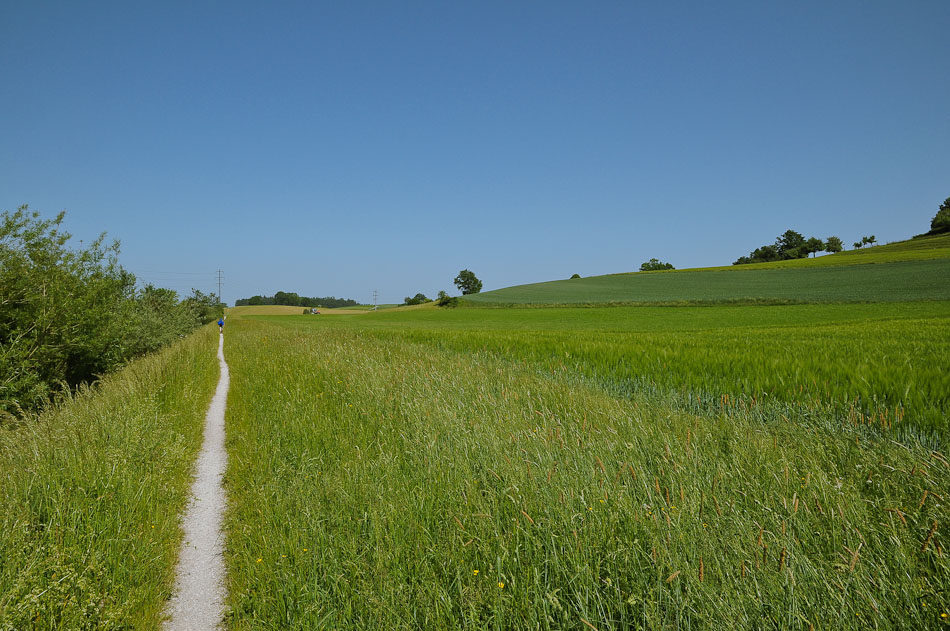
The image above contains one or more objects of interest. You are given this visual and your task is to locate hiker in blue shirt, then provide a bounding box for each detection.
[217,317,225,333]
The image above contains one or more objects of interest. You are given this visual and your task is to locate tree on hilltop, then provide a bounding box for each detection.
[640,258,675,271]
[804,237,825,257]
[776,230,806,258]
[453,269,482,295]
[931,197,950,234]
[734,229,825,265]
[825,236,843,253]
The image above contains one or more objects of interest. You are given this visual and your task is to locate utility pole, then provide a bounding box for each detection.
[372,289,378,311]
[217,269,224,305]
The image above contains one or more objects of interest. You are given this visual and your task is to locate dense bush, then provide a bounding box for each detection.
[0,206,220,419]
[403,293,430,305]
[639,258,674,271]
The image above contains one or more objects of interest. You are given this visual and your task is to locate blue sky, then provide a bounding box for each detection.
[2,1,948,304]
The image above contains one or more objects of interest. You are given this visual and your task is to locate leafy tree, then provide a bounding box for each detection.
[403,293,430,306]
[1,205,216,419]
[453,269,482,295]
[853,241,863,249]
[931,197,950,234]
[804,237,825,257]
[247,295,265,305]
[735,230,822,265]
[273,290,301,306]
[181,288,223,324]
[825,236,843,253]
[640,258,675,271]
[861,235,877,246]
[570,273,581,279]
[776,230,806,259]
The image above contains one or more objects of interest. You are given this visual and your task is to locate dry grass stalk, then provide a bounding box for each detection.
[740,560,746,579]
[847,543,862,571]
[922,520,938,552]
[919,490,929,509]
[580,617,599,631]
[699,556,704,582]
[521,510,535,525]
[665,571,680,583]
[779,547,787,571]
[712,495,722,516]
[884,508,907,526]
[595,456,606,476]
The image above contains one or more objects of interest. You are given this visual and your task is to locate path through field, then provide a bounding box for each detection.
[163,332,230,630]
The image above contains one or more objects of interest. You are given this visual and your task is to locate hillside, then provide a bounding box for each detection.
[466,234,950,305]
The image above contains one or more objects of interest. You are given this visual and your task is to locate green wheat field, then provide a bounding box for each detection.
[2,238,949,629]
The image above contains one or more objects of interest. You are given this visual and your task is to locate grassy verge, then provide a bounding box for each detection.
[0,326,219,629]
[224,317,949,629]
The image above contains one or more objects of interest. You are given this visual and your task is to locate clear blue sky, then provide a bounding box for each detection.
[2,1,948,304]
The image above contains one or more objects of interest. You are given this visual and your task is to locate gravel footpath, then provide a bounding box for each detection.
[163,331,230,630]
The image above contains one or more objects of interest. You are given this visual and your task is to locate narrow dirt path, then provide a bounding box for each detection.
[163,331,230,630]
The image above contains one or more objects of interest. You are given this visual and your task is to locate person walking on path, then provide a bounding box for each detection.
[217,317,225,333]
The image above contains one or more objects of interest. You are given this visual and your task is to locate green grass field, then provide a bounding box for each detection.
[695,232,950,271]
[252,301,950,447]
[465,258,950,305]
[466,234,950,306]
[222,313,950,629]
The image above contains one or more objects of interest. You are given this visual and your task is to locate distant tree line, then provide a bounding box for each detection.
[734,230,845,265]
[1,206,222,420]
[235,292,359,308]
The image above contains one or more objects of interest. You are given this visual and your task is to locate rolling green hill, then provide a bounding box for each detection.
[466,234,950,306]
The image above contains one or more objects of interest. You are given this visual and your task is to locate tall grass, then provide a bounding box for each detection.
[0,326,218,629]
[224,318,950,629]
[255,302,950,447]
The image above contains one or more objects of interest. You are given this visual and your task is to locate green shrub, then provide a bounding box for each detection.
[0,206,218,419]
